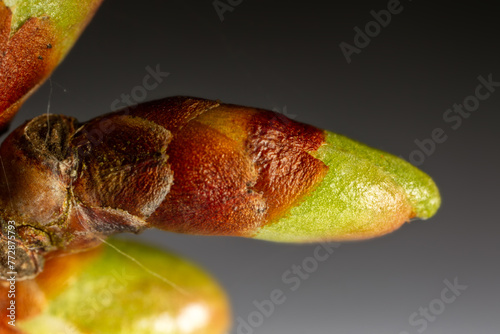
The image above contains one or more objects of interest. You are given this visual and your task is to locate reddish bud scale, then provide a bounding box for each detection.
[0,2,56,128]
[90,96,328,236]
[115,98,325,235]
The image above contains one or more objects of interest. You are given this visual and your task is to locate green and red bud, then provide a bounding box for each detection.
[0,96,441,279]
[119,97,441,241]
[0,239,230,334]
[0,0,103,129]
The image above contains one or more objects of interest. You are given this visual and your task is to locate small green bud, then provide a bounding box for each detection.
[18,239,230,334]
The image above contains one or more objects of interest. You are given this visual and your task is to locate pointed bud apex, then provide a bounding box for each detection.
[255,131,441,242]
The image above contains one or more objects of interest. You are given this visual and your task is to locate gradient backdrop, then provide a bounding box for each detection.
[2,1,499,333]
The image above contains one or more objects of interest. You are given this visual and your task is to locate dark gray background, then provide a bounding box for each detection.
[3,1,499,333]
